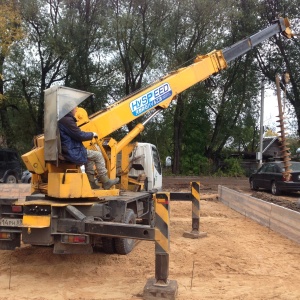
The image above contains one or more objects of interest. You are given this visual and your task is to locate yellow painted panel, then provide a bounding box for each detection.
[48,173,89,198]
[48,173,120,198]
[21,147,46,174]
[23,215,50,228]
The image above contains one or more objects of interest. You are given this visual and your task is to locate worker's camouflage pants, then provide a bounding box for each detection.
[86,149,107,177]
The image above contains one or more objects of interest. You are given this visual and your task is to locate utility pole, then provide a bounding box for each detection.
[258,78,264,168]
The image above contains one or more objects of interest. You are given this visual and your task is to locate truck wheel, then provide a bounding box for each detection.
[114,209,136,255]
[102,237,115,254]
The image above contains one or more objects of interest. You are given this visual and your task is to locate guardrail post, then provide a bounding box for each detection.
[143,192,178,300]
[183,182,207,239]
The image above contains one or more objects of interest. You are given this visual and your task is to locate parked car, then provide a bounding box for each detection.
[249,161,300,195]
[21,170,32,183]
[0,149,22,183]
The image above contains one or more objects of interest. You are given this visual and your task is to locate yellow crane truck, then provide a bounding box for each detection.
[0,18,293,256]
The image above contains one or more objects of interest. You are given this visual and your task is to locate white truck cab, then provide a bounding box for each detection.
[129,143,162,191]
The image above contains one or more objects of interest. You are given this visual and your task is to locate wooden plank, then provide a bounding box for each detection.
[218,185,300,244]
[270,205,300,244]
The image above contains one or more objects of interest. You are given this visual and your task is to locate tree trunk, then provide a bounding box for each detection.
[172,94,184,174]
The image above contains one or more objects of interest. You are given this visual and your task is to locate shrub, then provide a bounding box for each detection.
[221,158,245,177]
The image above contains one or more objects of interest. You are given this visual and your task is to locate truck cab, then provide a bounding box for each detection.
[129,143,162,191]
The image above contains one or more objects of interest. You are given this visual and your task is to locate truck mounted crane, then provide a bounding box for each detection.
[0,18,293,258]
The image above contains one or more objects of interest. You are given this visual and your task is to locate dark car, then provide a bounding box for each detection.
[21,170,32,183]
[249,161,300,195]
[0,149,22,183]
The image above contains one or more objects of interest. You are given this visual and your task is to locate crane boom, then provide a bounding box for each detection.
[223,18,292,62]
[78,17,292,140]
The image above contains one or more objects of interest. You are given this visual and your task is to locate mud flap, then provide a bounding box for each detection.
[22,227,53,245]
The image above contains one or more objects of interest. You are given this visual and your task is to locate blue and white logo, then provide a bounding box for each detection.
[130,83,172,116]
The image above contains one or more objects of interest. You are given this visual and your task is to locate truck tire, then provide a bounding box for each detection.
[114,209,136,255]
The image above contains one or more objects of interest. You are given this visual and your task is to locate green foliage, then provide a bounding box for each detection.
[179,155,245,177]
[0,1,23,57]
[220,158,245,177]
[162,167,173,177]
[180,155,214,176]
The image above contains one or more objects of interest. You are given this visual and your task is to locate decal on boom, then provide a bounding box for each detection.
[130,83,172,116]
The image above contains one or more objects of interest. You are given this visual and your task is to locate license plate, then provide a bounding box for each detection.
[0,218,22,227]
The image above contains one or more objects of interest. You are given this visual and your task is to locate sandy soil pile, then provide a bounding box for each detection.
[0,177,300,299]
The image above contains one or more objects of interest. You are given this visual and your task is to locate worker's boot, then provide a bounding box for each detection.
[99,175,119,190]
[87,174,100,190]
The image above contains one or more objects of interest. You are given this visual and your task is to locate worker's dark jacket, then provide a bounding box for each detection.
[58,112,93,165]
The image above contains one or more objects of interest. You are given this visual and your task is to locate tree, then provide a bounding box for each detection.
[180,86,212,174]
[204,53,261,160]
[17,0,69,134]
[62,0,111,113]
[160,0,228,174]
[203,0,269,163]
[106,0,169,134]
[0,0,23,148]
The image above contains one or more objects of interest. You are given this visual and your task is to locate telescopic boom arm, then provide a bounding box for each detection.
[78,18,293,141]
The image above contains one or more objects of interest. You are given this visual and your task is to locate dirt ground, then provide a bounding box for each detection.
[1,176,300,300]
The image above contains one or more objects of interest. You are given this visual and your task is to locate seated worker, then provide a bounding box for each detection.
[58,103,119,190]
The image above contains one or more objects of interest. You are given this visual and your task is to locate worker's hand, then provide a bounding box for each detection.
[93,132,98,139]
